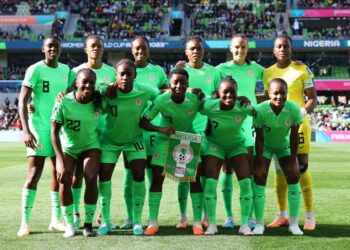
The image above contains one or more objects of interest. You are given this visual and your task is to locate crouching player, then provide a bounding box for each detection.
[253,78,303,236]
[139,68,204,236]
[51,69,103,237]
[200,77,254,235]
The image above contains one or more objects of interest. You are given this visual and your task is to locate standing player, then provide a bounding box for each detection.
[67,35,115,230]
[97,59,158,236]
[216,34,264,229]
[139,68,204,236]
[201,77,254,235]
[51,69,103,237]
[175,36,221,229]
[17,36,70,236]
[253,78,303,235]
[263,35,317,231]
[119,36,168,230]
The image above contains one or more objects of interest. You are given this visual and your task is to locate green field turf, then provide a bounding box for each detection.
[0,142,349,250]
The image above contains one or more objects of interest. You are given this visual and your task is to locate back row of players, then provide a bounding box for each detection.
[17,34,317,237]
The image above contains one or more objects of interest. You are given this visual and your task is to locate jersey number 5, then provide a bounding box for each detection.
[67,119,81,131]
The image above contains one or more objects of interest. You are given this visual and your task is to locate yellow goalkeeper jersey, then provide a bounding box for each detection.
[263,61,315,107]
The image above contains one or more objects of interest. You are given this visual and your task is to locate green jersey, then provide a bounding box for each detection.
[253,100,303,149]
[135,63,168,89]
[51,92,102,152]
[216,61,264,105]
[200,98,253,148]
[68,63,115,89]
[101,84,158,145]
[144,91,201,137]
[135,63,168,127]
[22,60,70,132]
[184,62,220,134]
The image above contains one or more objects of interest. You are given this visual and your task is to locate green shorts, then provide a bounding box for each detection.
[26,130,55,157]
[143,131,157,156]
[263,145,290,160]
[202,139,247,160]
[242,117,254,148]
[96,114,107,137]
[151,137,169,167]
[64,141,100,160]
[101,139,147,164]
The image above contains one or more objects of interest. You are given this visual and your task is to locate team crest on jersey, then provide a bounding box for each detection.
[206,77,212,84]
[210,146,217,151]
[153,152,159,160]
[248,70,253,76]
[105,77,110,83]
[235,115,242,123]
[94,112,99,119]
[135,99,142,106]
[149,75,155,81]
[64,75,68,82]
[188,109,194,116]
[285,119,291,126]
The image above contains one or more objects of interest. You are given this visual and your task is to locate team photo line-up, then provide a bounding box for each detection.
[17,33,317,238]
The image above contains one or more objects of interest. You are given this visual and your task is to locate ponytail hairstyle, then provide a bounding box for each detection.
[83,35,104,48]
[74,68,103,112]
[212,76,238,99]
[268,77,288,90]
[272,34,292,62]
[230,34,251,65]
[115,58,136,74]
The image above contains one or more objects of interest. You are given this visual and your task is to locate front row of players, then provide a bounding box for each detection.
[18,56,305,237]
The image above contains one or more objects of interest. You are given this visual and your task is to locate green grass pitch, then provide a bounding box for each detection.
[0,142,349,249]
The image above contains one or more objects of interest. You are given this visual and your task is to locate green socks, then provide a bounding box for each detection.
[72,188,82,215]
[204,178,218,224]
[123,168,133,221]
[200,176,207,215]
[248,176,255,219]
[21,188,36,224]
[253,184,266,223]
[99,181,112,224]
[177,182,190,217]
[190,192,203,222]
[148,192,162,222]
[132,180,146,225]
[146,168,153,190]
[84,204,97,224]
[62,204,74,225]
[288,183,301,217]
[50,191,62,221]
[221,172,233,218]
[239,178,253,225]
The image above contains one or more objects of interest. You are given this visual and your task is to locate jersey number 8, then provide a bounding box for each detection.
[43,81,50,93]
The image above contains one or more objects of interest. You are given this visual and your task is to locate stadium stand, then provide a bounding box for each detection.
[72,0,170,40]
[310,106,350,131]
[297,0,350,8]
[187,0,277,39]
